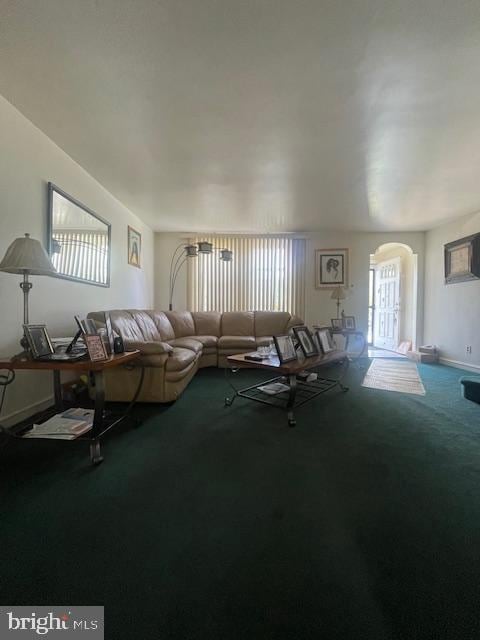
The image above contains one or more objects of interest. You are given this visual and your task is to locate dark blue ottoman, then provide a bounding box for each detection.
[460,377,480,404]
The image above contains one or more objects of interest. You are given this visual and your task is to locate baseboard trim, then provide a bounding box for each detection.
[1,395,54,429]
[439,358,480,374]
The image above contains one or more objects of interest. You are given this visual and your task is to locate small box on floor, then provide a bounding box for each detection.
[407,348,438,364]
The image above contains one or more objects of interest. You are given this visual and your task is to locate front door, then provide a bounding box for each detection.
[373,257,401,351]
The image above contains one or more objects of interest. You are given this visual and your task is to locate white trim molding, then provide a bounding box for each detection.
[439,358,480,374]
[1,395,53,429]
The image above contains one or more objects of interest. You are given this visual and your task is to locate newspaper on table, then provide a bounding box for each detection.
[22,408,94,440]
[257,382,290,396]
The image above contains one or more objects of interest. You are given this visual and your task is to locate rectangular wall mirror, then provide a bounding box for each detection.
[47,183,111,287]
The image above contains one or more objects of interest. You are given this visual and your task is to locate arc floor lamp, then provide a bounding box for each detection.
[169,241,232,310]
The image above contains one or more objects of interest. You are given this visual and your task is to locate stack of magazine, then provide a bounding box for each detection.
[22,408,94,440]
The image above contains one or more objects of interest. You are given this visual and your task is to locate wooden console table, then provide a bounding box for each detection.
[0,351,142,465]
[225,350,349,427]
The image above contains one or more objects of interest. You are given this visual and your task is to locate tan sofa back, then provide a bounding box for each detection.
[221,311,255,336]
[165,311,196,338]
[192,311,222,337]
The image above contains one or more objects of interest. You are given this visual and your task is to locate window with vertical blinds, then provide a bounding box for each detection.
[187,236,306,317]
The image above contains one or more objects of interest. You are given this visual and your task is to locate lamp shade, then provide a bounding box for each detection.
[330,286,346,301]
[0,233,57,276]
[197,241,213,254]
[185,244,198,257]
[220,249,233,262]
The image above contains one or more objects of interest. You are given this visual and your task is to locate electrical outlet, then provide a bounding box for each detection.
[466,345,472,354]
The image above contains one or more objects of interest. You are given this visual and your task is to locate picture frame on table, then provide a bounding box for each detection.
[23,324,55,358]
[273,335,297,364]
[331,318,343,330]
[85,334,108,362]
[315,328,335,354]
[315,248,348,289]
[292,326,318,357]
[342,316,356,331]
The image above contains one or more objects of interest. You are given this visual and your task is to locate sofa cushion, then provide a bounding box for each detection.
[221,312,254,336]
[167,337,203,354]
[108,310,145,342]
[193,335,218,348]
[128,310,162,341]
[218,335,256,350]
[165,347,197,372]
[149,311,176,341]
[165,311,196,338]
[192,312,222,337]
[254,311,290,337]
[124,340,173,355]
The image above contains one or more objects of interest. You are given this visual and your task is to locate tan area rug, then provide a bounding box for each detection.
[362,359,426,396]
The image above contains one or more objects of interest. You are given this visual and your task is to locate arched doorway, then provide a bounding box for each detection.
[369,243,418,352]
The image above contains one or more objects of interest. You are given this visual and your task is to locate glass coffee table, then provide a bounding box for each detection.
[225,350,349,427]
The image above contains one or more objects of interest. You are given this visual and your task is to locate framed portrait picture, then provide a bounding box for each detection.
[444,233,480,284]
[315,328,335,354]
[331,318,343,330]
[85,334,108,362]
[315,248,348,289]
[273,335,297,364]
[23,324,55,358]
[128,226,142,268]
[293,326,318,357]
[343,316,356,331]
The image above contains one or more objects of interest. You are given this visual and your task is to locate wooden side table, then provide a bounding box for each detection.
[0,351,142,465]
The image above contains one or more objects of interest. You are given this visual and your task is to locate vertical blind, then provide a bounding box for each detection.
[187,236,306,317]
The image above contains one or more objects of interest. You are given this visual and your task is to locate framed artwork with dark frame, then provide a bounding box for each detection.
[315,248,348,289]
[342,316,356,331]
[128,226,142,268]
[23,324,55,358]
[331,318,343,330]
[444,233,480,284]
[293,326,318,357]
[273,335,297,364]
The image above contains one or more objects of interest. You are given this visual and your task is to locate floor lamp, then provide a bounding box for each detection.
[169,241,232,310]
[0,233,57,350]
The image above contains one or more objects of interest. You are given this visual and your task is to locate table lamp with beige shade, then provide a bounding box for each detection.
[0,233,57,350]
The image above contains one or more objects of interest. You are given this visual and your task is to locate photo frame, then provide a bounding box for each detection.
[342,316,356,331]
[315,328,335,354]
[293,326,318,357]
[444,233,480,284]
[315,248,348,289]
[85,334,108,362]
[128,226,142,268]
[331,318,343,330]
[273,335,297,364]
[23,324,55,358]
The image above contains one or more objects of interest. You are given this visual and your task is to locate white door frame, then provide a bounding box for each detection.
[373,256,401,351]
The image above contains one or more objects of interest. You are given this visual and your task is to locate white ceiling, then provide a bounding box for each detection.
[1,0,480,233]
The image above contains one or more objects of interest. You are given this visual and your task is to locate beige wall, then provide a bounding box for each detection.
[154,230,425,345]
[424,211,480,370]
[0,96,154,425]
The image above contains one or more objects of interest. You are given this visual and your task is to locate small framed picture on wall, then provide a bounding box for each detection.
[128,226,142,268]
[315,249,348,289]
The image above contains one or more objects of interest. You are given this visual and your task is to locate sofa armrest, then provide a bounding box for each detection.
[125,340,174,355]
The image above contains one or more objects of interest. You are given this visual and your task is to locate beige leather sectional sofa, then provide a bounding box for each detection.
[88,310,303,403]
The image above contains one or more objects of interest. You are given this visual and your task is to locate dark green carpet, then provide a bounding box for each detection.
[1,362,480,639]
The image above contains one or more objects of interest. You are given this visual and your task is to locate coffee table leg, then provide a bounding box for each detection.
[287,374,297,427]
[224,367,239,406]
[90,371,105,465]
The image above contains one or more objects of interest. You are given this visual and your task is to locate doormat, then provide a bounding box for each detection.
[362,359,426,395]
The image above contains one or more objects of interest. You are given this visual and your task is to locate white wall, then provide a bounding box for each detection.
[424,211,480,370]
[0,96,154,425]
[154,230,425,345]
